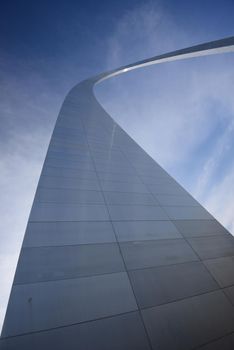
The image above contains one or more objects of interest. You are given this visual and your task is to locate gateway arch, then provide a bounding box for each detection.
[1,37,234,350]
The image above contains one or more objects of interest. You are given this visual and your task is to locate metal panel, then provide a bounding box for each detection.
[142,291,234,350]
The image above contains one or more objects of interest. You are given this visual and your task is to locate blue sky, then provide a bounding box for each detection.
[0,0,234,331]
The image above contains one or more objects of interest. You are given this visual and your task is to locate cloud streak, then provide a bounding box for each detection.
[0,61,60,332]
[96,1,234,232]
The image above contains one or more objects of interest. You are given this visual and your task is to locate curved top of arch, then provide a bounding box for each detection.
[93,36,234,85]
[66,36,234,113]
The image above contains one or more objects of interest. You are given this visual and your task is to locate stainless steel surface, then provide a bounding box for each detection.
[1,37,234,349]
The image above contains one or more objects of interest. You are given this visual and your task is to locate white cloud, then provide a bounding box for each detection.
[0,252,18,333]
[0,65,59,332]
[96,2,234,235]
[204,162,234,233]
[194,119,234,200]
[0,131,48,333]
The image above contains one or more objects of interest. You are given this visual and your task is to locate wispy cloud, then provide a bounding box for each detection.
[96,2,234,233]
[194,119,234,200]
[0,62,59,331]
[204,162,234,233]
